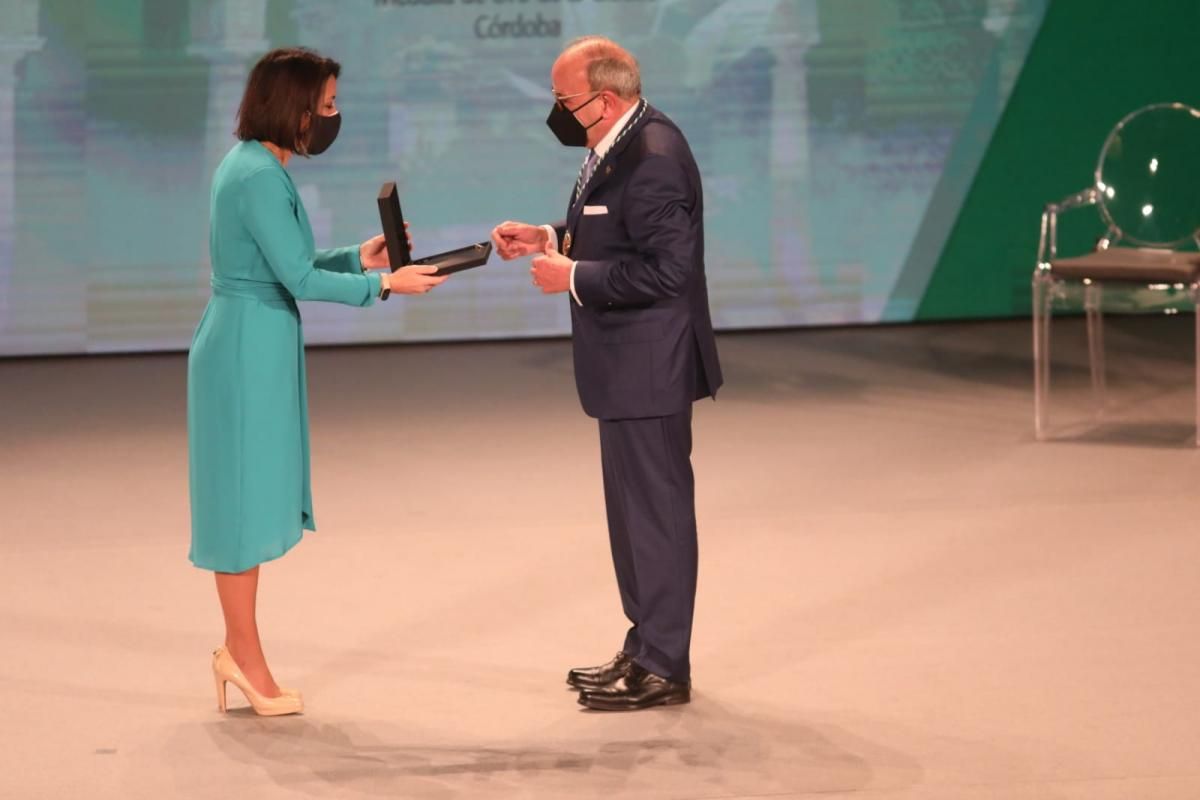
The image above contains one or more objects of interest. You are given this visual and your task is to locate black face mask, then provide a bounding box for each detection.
[306,111,341,155]
[546,93,602,147]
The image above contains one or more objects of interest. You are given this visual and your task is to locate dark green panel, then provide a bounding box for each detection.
[916,0,1200,321]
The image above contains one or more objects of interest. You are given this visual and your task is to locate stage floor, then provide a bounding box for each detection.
[3,316,1199,799]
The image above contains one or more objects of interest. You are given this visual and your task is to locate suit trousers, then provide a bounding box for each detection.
[598,406,697,683]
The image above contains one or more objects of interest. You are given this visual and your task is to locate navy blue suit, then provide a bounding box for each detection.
[553,102,722,682]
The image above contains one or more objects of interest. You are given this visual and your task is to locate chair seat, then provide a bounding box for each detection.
[1050,247,1200,283]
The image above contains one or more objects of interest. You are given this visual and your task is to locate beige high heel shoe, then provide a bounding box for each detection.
[212,647,303,716]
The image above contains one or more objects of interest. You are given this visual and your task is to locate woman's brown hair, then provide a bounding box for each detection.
[235,48,340,155]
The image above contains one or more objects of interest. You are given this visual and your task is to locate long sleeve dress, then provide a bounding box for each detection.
[188,140,378,573]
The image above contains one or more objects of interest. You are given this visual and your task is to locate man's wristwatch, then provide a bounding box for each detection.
[378,273,391,301]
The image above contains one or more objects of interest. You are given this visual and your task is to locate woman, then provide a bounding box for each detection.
[188,47,441,716]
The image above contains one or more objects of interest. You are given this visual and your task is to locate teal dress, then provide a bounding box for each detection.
[188,140,379,573]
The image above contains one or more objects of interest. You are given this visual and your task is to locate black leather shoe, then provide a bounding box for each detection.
[577,662,690,711]
[567,652,633,690]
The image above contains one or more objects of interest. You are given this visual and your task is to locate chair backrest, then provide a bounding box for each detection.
[1096,102,1200,248]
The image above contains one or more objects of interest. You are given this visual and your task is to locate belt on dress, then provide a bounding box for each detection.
[210,276,293,303]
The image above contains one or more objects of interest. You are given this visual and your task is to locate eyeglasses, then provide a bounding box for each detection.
[551,88,602,112]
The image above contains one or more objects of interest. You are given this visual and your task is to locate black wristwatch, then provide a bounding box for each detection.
[378,274,391,301]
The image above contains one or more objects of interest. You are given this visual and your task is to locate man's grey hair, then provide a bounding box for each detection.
[564,36,642,100]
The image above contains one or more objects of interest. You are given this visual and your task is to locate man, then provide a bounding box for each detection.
[492,36,723,711]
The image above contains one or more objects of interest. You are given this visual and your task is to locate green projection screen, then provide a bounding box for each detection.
[0,0,1047,355]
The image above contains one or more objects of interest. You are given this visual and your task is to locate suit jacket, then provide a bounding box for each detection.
[554,103,723,420]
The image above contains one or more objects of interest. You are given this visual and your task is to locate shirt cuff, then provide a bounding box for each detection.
[569,261,582,306]
[542,224,559,253]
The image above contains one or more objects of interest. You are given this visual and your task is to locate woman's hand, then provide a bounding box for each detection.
[359,223,413,270]
[388,265,447,295]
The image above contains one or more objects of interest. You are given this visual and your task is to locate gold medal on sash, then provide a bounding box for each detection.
[563,232,573,258]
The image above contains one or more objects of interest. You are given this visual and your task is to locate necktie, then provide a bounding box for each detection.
[574,149,598,206]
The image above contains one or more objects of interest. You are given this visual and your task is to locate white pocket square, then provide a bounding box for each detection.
[583,205,609,216]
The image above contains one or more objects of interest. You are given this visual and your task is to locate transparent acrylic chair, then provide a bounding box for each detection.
[1033,102,1200,444]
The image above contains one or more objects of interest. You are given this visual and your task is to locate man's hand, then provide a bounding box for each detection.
[492,221,549,260]
[530,239,572,295]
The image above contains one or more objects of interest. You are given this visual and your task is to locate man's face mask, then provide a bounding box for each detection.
[306,111,341,155]
[546,91,602,147]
